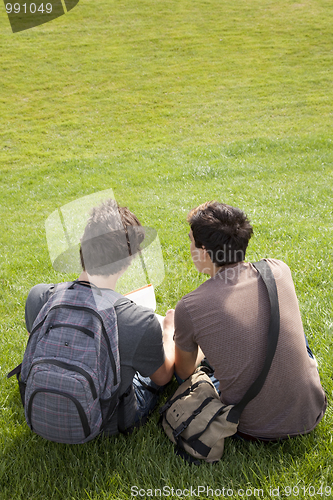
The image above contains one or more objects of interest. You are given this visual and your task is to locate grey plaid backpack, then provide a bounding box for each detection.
[8,281,121,444]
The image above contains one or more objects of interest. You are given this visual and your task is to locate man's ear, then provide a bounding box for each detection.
[201,247,210,260]
[202,247,213,264]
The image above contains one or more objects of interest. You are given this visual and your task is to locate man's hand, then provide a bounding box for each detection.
[162,309,175,363]
[163,308,175,336]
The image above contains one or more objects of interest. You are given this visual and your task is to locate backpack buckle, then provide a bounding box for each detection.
[173,422,187,437]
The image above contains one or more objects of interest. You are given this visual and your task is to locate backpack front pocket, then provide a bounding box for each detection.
[25,361,101,444]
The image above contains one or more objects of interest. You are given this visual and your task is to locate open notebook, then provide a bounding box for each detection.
[124,284,164,329]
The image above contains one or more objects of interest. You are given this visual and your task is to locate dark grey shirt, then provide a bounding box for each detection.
[25,283,165,433]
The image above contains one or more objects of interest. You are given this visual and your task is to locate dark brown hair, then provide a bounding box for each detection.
[187,201,253,266]
[80,199,144,276]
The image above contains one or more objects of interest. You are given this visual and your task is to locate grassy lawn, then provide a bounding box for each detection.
[0,1,332,499]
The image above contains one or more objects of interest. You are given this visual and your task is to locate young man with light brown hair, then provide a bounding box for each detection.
[25,199,175,435]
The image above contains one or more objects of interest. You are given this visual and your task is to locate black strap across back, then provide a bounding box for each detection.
[226,259,280,423]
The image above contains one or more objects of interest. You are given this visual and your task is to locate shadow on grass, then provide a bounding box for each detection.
[1,380,325,500]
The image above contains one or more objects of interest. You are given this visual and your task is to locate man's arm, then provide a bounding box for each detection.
[25,284,55,333]
[149,309,175,386]
[175,344,205,381]
[173,298,205,380]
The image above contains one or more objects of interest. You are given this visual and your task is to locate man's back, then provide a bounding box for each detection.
[175,259,327,439]
[24,282,166,435]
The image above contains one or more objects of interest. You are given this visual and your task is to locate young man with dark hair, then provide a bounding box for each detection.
[173,201,327,441]
[25,199,175,435]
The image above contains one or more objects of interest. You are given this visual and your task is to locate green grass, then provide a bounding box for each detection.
[1,0,333,499]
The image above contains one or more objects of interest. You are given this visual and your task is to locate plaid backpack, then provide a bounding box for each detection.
[8,281,121,444]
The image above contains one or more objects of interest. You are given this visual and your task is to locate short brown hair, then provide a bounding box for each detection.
[80,199,144,276]
[187,201,253,266]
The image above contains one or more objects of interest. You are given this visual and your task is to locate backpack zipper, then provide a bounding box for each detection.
[47,323,95,339]
[29,304,118,385]
[27,388,91,439]
[29,359,98,400]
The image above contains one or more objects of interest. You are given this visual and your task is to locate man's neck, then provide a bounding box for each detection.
[212,261,242,277]
[210,264,223,277]
[78,271,120,290]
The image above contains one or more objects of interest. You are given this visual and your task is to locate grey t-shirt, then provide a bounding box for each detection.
[25,283,165,433]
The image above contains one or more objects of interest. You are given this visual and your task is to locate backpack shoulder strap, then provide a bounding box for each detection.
[7,363,22,379]
[226,259,280,423]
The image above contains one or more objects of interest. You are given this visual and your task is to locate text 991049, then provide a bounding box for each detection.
[4,0,79,33]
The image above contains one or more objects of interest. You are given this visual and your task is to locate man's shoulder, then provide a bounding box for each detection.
[176,285,203,306]
[264,258,289,268]
[174,282,208,320]
[264,258,292,278]
[114,298,161,334]
[114,296,155,315]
